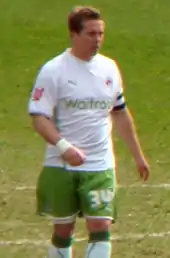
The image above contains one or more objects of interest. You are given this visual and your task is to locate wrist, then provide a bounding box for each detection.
[133,151,144,162]
[56,138,71,155]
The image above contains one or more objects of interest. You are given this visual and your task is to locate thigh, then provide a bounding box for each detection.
[78,169,117,220]
[36,166,78,221]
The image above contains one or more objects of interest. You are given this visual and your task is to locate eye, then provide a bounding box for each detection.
[88,31,96,36]
[99,31,104,37]
[88,31,104,37]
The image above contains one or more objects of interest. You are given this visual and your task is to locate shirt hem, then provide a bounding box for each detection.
[43,163,115,171]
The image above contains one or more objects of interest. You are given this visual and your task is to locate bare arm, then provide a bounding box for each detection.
[110,60,149,180]
[32,115,61,145]
[111,107,149,181]
[111,108,144,161]
[31,114,86,166]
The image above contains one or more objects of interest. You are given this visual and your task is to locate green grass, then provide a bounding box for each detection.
[1,0,170,257]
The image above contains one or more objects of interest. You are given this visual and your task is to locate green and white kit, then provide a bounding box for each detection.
[28,49,125,222]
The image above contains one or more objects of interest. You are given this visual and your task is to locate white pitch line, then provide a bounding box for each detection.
[16,186,35,190]
[119,183,170,189]
[1,231,170,246]
[1,184,170,194]
[12,183,170,190]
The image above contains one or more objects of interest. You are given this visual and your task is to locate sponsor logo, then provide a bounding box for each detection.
[64,98,113,110]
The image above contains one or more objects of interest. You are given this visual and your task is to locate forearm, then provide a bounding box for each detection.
[32,115,61,145]
[112,108,144,160]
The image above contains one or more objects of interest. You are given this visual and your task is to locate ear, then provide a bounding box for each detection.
[71,31,78,40]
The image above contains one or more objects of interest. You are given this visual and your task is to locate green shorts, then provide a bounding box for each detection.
[36,166,117,222]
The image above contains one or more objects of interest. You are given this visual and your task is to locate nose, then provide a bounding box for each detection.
[94,34,101,44]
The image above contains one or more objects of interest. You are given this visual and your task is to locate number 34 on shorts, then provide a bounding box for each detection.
[88,189,115,209]
[85,188,115,217]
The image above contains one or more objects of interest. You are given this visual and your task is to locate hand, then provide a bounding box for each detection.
[135,156,150,181]
[61,146,86,166]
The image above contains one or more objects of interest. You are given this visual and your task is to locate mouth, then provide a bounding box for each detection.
[93,44,100,50]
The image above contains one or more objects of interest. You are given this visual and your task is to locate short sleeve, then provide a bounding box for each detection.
[112,62,126,111]
[28,64,58,118]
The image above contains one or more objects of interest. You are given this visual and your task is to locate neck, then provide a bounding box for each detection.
[70,47,94,62]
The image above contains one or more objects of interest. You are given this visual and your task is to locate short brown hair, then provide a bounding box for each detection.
[68,6,101,33]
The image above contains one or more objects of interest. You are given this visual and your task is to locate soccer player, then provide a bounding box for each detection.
[28,6,149,258]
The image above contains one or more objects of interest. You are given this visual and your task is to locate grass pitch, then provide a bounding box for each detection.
[1,0,170,257]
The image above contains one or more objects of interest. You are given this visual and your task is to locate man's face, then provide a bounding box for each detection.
[72,19,105,57]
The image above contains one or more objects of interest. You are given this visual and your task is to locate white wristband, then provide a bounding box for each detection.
[56,138,71,155]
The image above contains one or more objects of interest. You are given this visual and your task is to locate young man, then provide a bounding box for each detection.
[28,6,149,258]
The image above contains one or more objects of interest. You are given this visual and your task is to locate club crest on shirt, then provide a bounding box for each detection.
[32,88,44,101]
[106,77,112,87]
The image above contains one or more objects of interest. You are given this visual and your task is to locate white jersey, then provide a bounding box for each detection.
[28,49,125,171]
